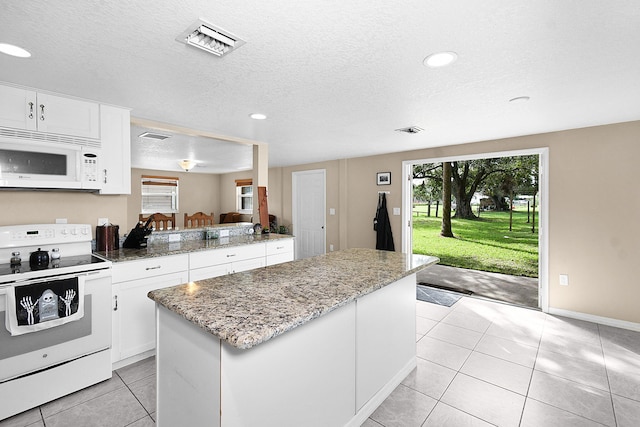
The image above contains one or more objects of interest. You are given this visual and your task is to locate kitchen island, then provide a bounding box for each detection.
[148,248,438,427]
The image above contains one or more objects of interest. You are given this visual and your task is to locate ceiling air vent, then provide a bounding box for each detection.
[395,126,424,134]
[138,131,171,141]
[176,19,246,57]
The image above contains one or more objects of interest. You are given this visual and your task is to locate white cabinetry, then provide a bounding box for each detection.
[0,85,100,139]
[111,255,188,365]
[99,105,131,194]
[189,242,266,282]
[266,239,294,266]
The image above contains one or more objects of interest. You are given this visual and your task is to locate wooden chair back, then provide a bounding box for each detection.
[139,213,177,230]
[184,212,214,228]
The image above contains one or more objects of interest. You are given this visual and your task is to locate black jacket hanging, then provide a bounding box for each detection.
[374,192,395,251]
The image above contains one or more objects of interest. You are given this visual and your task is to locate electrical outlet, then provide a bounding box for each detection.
[219,229,230,238]
[98,217,109,226]
[559,274,569,286]
[330,244,334,251]
[168,233,181,243]
[55,218,67,224]
[329,208,336,215]
[393,207,401,216]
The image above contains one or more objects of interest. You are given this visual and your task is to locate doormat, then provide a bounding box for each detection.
[416,284,465,307]
[419,282,474,295]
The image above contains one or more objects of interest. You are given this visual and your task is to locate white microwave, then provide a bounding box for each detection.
[0,138,101,190]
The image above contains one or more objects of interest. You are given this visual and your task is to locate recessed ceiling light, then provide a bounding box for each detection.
[0,43,31,58]
[423,51,457,68]
[509,96,531,104]
[249,113,267,120]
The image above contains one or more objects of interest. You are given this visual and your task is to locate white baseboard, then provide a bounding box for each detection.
[112,349,155,371]
[548,307,640,332]
[346,357,417,427]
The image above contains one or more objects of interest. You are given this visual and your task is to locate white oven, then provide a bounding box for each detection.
[0,224,112,421]
[0,138,101,190]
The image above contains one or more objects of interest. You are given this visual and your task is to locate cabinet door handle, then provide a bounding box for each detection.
[103,169,108,184]
[226,254,236,258]
[276,246,284,250]
[28,102,34,119]
[145,265,161,270]
[113,295,118,311]
[39,104,45,121]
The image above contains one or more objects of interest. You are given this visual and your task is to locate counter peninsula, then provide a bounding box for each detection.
[148,248,438,427]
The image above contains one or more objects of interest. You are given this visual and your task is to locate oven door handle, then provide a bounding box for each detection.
[6,269,109,286]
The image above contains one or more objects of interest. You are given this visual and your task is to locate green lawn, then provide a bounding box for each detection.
[412,207,539,277]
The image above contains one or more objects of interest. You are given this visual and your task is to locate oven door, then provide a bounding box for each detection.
[0,269,111,382]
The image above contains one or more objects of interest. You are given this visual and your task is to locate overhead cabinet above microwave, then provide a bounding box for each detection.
[0,85,100,140]
[0,83,131,194]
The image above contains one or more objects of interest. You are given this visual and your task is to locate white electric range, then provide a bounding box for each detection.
[0,224,112,421]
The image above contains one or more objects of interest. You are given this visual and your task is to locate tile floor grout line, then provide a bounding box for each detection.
[597,323,619,427]
[523,395,611,427]
[119,376,153,419]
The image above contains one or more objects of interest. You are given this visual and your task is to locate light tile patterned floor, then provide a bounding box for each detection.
[3,295,640,426]
[367,297,640,427]
[0,357,156,427]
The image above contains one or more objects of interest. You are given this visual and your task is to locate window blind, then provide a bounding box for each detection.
[141,175,179,214]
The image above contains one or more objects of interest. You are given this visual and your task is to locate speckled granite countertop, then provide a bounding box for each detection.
[148,248,438,350]
[94,233,294,262]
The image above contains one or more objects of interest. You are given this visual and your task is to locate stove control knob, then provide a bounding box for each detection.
[61,228,68,235]
[10,252,21,265]
[71,228,78,235]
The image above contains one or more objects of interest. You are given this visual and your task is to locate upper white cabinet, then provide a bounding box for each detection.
[0,83,131,194]
[0,85,100,139]
[99,105,131,194]
[0,85,35,130]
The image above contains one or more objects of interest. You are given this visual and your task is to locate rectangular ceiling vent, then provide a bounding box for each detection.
[176,19,245,57]
[138,131,171,141]
[395,126,424,134]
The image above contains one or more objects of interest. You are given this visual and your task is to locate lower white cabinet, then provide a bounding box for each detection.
[266,239,295,266]
[188,242,268,281]
[111,255,189,365]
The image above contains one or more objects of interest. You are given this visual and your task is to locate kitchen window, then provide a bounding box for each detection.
[236,179,253,214]
[141,175,179,214]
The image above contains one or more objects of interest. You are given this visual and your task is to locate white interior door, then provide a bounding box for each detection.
[292,169,326,260]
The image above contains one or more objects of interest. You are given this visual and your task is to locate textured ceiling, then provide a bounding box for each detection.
[1,1,640,173]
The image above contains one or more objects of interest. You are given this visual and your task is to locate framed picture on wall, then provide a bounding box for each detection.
[376,172,391,185]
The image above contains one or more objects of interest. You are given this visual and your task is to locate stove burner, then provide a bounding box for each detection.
[0,255,107,278]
